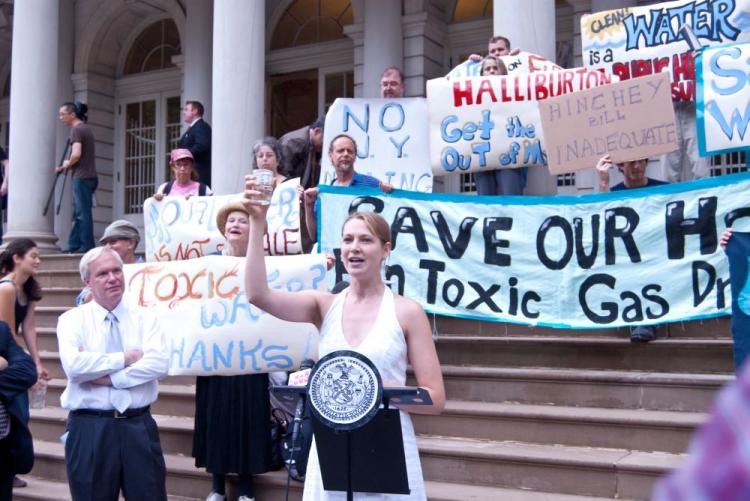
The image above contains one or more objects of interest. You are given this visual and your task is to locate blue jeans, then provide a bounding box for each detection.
[69,177,98,252]
[474,168,526,196]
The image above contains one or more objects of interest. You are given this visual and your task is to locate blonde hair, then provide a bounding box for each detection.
[342,212,391,245]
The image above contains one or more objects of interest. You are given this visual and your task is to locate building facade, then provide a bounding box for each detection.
[0,0,730,251]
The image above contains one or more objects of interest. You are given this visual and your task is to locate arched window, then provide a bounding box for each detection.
[271,0,352,50]
[123,19,181,75]
[452,0,492,21]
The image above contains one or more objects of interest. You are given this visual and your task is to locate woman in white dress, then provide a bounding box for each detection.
[242,175,445,500]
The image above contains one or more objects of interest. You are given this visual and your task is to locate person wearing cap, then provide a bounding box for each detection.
[153,149,212,201]
[75,220,143,306]
[192,200,273,501]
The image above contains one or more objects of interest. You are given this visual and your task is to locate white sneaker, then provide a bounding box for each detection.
[206,493,226,501]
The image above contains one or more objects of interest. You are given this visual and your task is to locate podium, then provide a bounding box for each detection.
[272,350,432,500]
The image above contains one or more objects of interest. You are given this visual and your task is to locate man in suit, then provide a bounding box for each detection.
[178,100,212,186]
[0,322,37,500]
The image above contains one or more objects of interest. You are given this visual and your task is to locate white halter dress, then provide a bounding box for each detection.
[302,287,427,500]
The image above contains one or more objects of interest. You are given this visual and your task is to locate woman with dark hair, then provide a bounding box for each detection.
[0,238,47,489]
[0,239,46,380]
[252,136,287,186]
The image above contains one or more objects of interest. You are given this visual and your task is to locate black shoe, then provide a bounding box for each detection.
[630,326,656,343]
[13,476,27,488]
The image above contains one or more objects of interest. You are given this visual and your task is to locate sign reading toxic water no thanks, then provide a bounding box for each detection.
[539,72,678,175]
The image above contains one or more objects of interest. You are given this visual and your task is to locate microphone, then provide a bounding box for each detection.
[290,359,315,455]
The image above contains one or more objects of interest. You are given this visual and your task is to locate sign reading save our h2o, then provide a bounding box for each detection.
[697,41,750,156]
[317,175,748,329]
[427,69,616,176]
[320,98,433,193]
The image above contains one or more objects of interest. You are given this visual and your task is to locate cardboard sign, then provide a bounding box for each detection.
[427,69,617,175]
[447,52,562,79]
[143,178,302,261]
[123,254,327,375]
[320,98,433,193]
[540,72,678,175]
[582,0,750,102]
[697,42,750,156]
[317,175,746,328]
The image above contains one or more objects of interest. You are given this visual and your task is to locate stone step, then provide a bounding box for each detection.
[434,336,734,373]
[28,439,625,500]
[30,397,702,459]
[35,306,70,329]
[36,287,80,308]
[412,400,703,454]
[432,315,732,339]
[432,365,732,412]
[38,254,82,271]
[28,408,683,498]
[36,269,82,289]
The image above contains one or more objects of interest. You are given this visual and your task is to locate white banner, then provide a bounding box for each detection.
[447,52,562,79]
[697,41,750,155]
[427,69,616,175]
[321,98,433,193]
[144,178,302,261]
[317,176,750,328]
[582,0,750,101]
[123,254,327,375]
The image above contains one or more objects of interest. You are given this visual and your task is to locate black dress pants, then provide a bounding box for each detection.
[65,410,167,501]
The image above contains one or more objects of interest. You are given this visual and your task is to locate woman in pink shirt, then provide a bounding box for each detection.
[153,148,213,200]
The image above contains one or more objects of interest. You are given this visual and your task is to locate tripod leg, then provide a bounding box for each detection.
[42,172,61,216]
[55,169,69,215]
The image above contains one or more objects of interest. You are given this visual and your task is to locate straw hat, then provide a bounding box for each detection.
[215,201,250,237]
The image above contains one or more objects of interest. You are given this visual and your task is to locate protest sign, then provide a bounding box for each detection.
[427,69,616,175]
[540,72,678,175]
[582,0,750,102]
[447,52,562,79]
[317,175,748,328]
[697,42,750,156]
[320,98,433,192]
[123,253,327,375]
[144,178,302,261]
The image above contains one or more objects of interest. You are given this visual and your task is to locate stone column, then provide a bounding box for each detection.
[362,0,403,97]
[6,0,60,251]
[493,0,557,195]
[184,0,213,121]
[211,0,264,194]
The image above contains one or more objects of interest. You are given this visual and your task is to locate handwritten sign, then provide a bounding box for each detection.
[582,0,750,102]
[447,52,561,79]
[697,42,750,155]
[320,98,433,192]
[317,175,748,328]
[426,69,617,175]
[539,72,678,175]
[144,178,302,261]
[123,254,327,375]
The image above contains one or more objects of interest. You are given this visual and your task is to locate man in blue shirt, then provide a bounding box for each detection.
[302,134,392,244]
[595,154,667,342]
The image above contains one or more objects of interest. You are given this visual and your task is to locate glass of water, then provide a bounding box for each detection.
[253,169,274,205]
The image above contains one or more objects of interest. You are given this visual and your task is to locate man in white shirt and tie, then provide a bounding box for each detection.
[56,246,169,500]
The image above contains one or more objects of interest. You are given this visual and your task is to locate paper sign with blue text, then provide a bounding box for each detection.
[123,254,326,375]
[316,176,749,328]
[539,72,677,175]
[697,42,750,156]
[447,52,562,79]
[427,69,617,175]
[320,98,433,193]
[143,178,302,261]
[582,0,750,102]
